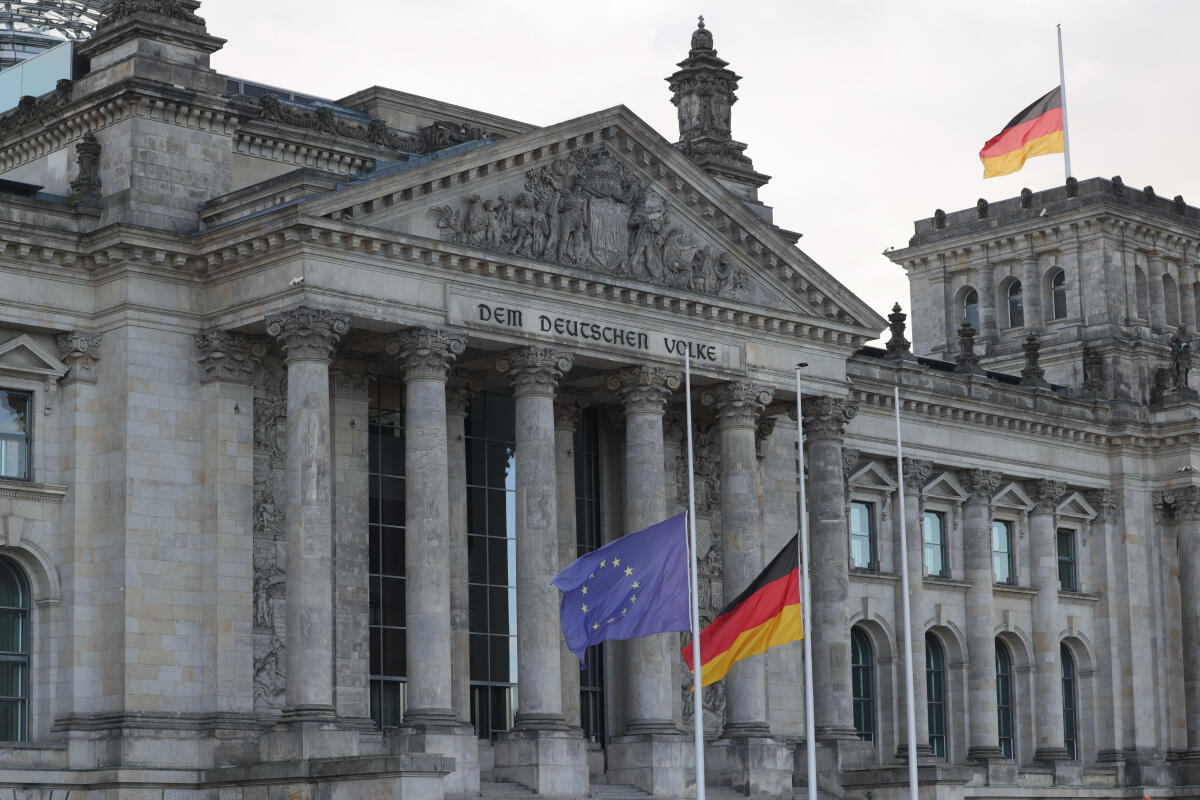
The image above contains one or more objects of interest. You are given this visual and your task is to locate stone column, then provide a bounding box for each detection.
[1027,479,1069,762]
[555,389,591,731]
[1149,251,1167,331]
[1173,486,1200,753]
[1087,489,1125,763]
[961,469,1003,762]
[446,370,480,726]
[494,347,589,797]
[605,365,690,797]
[1181,264,1198,334]
[897,458,933,760]
[1022,248,1044,333]
[265,306,349,721]
[972,246,998,345]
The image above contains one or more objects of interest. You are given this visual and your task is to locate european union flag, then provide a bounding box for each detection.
[552,513,691,666]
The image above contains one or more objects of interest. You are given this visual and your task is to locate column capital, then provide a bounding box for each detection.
[1087,488,1120,523]
[1171,486,1200,522]
[554,388,591,432]
[960,468,1001,503]
[798,396,857,441]
[385,327,467,381]
[195,330,268,384]
[1026,478,1066,513]
[900,457,933,494]
[605,365,680,415]
[266,306,349,364]
[446,369,482,417]
[496,346,574,398]
[56,330,102,382]
[841,447,861,483]
[701,381,774,428]
[330,352,380,397]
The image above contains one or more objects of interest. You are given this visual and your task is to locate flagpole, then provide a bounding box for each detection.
[894,386,919,800]
[684,348,706,800]
[794,364,816,800]
[1057,23,1072,180]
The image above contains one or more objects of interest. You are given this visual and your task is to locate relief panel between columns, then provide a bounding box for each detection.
[252,352,288,714]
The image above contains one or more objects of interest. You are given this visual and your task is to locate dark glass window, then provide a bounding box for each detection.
[926,633,947,759]
[923,510,946,577]
[0,391,31,481]
[1062,644,1078,760]
[963,289,980,333]
[996,641,1015,759]
[467,393,518,740]
[1051,269,1068,320]
[574,408,605,744]
[849,501,876,570]
[368,379,407,727]
[1057,528,1077,592]
[851,627,874,742]
[1007,280,1024,328]
[992,520,1014,585]
[0,557,30,741]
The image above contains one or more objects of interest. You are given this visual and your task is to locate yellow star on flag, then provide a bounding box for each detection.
[581,604,588,613]
[631,595,637,603]
[624,567,633,576]
[600,560,607,568]
[612,558,620,567]
[608,617,615,624]
[581,587,588,595]
[592,623,600,630]
[632,580,640,589]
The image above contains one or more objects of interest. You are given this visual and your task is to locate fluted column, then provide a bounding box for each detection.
[447,370,480,725]
[555,390,590,730]
[702,381,774,734]
[1027,479,1069,762]
[265,306,349,718]
[897,458,933,759]
[801,396,858,741]
[1174,486,1200,752]
[385,327,466,726]
[961,469,1003,761]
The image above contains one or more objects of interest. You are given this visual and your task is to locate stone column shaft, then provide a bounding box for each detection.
[974,252,998,344]
[1028,479,1068,762]
[447,372,478,725]
[897,459,932,758]
[555,392,589,730]
[1022,251,1044,333]
[961,469,1003,761]
[1149,252,1167,331]
[1173,487,1200,751]
[1182,264,1198,333]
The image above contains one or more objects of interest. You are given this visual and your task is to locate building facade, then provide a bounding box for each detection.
[0,2,1197,799]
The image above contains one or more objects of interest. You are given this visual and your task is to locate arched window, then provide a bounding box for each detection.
[1050,269,1068,320]
[926,633,947,758]
[1006,280,1024,328]
[850,627,874,742]
[0,557,29,741]
[1135,266,1149,320]
[963,289,980,333]
[996,640,1014,759]
[1062,644,1078,760]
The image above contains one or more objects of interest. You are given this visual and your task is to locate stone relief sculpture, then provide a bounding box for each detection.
[427,146,749,299]
[252,355,288,713]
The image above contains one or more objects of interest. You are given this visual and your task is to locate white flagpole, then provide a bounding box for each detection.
[684,348,706,800]
[794,365,816,800]
[1057,23,1072,180]
[894,386,919,800]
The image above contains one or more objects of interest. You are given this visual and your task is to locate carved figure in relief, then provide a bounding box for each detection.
[1170,326,1192,388]
[627,189,669,281]
[462,195,488,245]
[483,199,506,249]
[556,178,590,263]
[509,193,548,258]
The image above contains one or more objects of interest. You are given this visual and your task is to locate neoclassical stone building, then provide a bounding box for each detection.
[0,3,1196,799]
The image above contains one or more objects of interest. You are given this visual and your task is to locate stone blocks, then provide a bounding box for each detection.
[493,727,589,796]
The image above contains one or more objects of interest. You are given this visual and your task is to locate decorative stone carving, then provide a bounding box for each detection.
[755,417,776,460]
[1065,176,1079,198]
[0,79,73,136]
[1019,333,1049,388]
[385,327,467,381]
[427,146,749,299]
[1020,188,1033,209]
[1176,195,1188,215]
[69,131,102,205]
[195,330,268,384]
[446,369,483,417]
[1111,175,1125,198]
[1026,479,1066,513]
[1172,486,1200,522]
[1170,326,1192,388]
[252,354,288,714]
[55,330,101,383]
[675,416,721,519]
[496,347,574,397]
[700,381,773,427]
[799,396,857,441]
[883,302,912,360]
[554,388,591,431]
[97,0,203,28]
[1143,185,1157,206]
[605,365,681,415]
[933,209,946,229]
[1087,489,1119,523]
[330,352,379,397]
[841,448,861,484]
[1081,347,1104,395]
[976,198,988,219]
[954,319,984,375]
[961,469,1001,503]
[265,306,349,364]
[901,458,933,494]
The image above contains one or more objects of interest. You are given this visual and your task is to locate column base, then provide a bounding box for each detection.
[494,725,589,796]
[263,715,361,761]
[707,734,792,797]
[793,737,874,796]
[1034,745,1070,763]
[390,716,479,799]
[967,744,1004,763]
[813,723,862,743]
[608,730,694,797]
[896,742,937,762]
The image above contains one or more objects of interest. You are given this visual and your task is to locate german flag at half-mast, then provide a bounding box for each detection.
[979,87,1064,178]
[682,536,801,688]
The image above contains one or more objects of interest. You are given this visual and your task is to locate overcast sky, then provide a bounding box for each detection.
[204,0,1199,336]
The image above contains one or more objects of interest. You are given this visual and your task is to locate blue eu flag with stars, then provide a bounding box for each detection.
[552,512,691,667]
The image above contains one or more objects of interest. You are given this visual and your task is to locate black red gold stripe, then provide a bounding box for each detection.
[682,536,802,688]
[979,87,1064,178]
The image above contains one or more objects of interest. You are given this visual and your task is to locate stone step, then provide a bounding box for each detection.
[590,785,653,799]
[478,780,540,798]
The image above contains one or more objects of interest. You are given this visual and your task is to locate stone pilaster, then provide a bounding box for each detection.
[971,246,998,345]
[1087,489,1126,763]
[446,370,481,727]
[961,468,1004,762]
[605,365,690,798]
[555,389,591,731]
[1027,478,1069,763]
[897,457,934,760]
[1172,486,1200,753]
[1022,247,1043,333]
[1149,251,1167,331]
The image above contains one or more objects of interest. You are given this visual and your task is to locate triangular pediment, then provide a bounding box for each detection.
[1056,492,1097,521]
[298,106,885,336]
[0,335,66,379]
[923,471,967,503]
[992,481,1033,512]
[849,460,898,493]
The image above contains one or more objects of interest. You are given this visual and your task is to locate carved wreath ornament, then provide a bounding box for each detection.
[428,147,749,299]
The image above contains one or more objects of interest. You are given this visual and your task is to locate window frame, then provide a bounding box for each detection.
[849,500,877,571]
[991,519,1015,585]
[1050,268,1068,320]
[996,640,1015,760]
[1061,643,1078,761]
[0,389,32,483]
[1057,527,1078,592]
[0,556,31,742]
[923,509,948,578]
[926,632,947,759]
[850,626,875,742]
[1006,279,1025,328]
[963,288,980,333]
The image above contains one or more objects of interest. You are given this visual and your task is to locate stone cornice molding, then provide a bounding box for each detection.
[900,458,933,495]
[330,351,380,397]
[961,469,1002,504]
[1087,489,1120,523]
[496,346,574,398]
[55,330,102,383]
[385,327,467,382]
[265,306,349,364]
[700,381,774,428]
[232,130,373,177]
[446,370,482,417]
[799,396,857,441]
[194,330,267,384]
[554,389,591,431]
[605,366,681,416]
[1026,479,1066,513]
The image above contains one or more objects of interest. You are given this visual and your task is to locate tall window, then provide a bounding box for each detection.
[466,393,519,740]
[0,391,30,481]
[1007,280,1024,328]
[368,380,407,727]
[849,501,876,570]
[1050,268,1068,320]
[850,627,874,742]
[923,510,947,577]
[574,408,606,744]
[996,641,1015,759]
[926,633,947,759]
[0,557,30,741]
[1057,528,1077,591]
[963,289,980,333]
[1062,645,1078,760]
[992,520,1014,585]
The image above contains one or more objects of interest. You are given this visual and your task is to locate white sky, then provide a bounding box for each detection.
[204,0,1200,335]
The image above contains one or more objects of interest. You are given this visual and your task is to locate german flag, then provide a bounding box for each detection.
[979,87,1064,178]
[682,536,801,688]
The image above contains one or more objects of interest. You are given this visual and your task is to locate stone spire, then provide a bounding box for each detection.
[667,16,770,202]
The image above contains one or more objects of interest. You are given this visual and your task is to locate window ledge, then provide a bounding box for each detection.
[923,577,970,592]
[993,583,1037,598]
[0,739,67,750]
[1059,590,1099,605]
[849,569,898,586]
[0,480,67,503]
